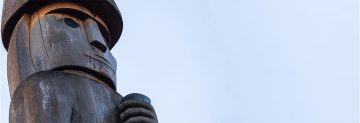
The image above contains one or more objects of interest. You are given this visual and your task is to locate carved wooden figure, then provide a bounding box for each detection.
[2,1,158,123]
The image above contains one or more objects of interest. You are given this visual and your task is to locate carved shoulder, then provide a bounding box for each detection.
[10,71,74,123]
[10,71,123,123]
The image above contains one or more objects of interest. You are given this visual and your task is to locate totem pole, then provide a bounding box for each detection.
[2,1,158,123]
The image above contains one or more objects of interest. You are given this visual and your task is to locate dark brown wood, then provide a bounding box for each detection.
[7,14,36,96]
[2,0,123,50]
[10,71,122,123]
[3,1,158,123]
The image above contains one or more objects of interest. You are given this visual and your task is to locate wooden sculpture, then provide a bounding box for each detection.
[2,1,158,123]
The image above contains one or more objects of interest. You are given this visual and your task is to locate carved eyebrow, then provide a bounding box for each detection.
[47,8,90,20]
[47,8,111,44]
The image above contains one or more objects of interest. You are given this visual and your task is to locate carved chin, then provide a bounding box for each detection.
[52,65,116,90]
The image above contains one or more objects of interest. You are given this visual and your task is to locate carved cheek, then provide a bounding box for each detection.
[30,13,90,71]
[29,13,51,71]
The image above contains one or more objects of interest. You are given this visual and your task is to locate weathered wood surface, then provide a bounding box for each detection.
[8,14,36,96]
[10,71,123,123]
[8,3,118,96]
[2,1,123,50]
[4,1,158,123]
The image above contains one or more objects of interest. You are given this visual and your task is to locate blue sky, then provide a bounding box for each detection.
[0,0,359,122]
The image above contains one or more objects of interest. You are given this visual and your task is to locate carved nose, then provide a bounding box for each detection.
[84,18,107,53]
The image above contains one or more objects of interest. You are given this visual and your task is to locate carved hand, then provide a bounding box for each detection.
[119,94,158,123]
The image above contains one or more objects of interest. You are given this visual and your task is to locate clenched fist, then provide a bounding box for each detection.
[119,93,158,123]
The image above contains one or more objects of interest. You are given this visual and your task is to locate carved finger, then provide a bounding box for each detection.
[119,100,155,113]
[124,116,156,123]
[120,107,156,121]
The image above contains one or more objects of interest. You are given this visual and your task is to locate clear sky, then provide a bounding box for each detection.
[0,0,359,122]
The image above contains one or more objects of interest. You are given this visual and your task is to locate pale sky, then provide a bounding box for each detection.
[0,0,359,123]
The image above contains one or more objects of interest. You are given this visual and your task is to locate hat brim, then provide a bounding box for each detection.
[1,0,123,50]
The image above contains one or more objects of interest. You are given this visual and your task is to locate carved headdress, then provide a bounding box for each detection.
[1,0,123,50]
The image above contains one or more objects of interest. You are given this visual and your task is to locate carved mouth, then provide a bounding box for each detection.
[84,52,116,72]
[51,65,116,90]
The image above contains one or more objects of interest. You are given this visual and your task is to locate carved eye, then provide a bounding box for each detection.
[64,18,80,28]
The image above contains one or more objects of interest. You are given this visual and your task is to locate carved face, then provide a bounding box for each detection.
[7,3,117,96]
[31,12,117,85]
